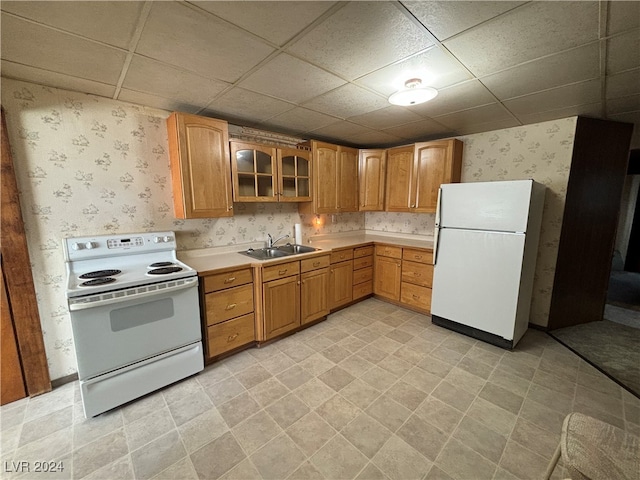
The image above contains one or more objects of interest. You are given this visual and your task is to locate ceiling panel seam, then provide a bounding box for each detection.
[113,1,153,100]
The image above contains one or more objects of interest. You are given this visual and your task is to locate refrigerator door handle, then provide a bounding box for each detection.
[435,187,442,228]
[433,226,440,265]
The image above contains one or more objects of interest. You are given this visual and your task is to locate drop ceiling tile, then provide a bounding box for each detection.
[443,1,599,77]
[123,56,229,106]
[348,106,424,130]
[606,68,640,99]
[481,43,600,100]
[356,46,473,96]
[239,53,345,104]
[193,1,336,46]
[607,94,640,116]
[411,80,496,118]
[308,121,375,142]
[382,118,454,141]
[302,84,389,119]
[118,89,200,114]
[607,29,640,74]
[1,60,116,98]
[403,1,526,41]
[136,2,274,83]
[264,107,339,134]
[515,102,602,125]
[0,1,144,49]
[206,87,295,124]
[1,14,126,84]
[608,1,640,36]
[287,1,432,80]
[456,118,521,135]
[349,129,404,147]
[433,103,514,131]
[607,111,640,148]
[503,79,601,116]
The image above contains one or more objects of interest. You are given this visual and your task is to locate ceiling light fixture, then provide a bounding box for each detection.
[388,78,438,106]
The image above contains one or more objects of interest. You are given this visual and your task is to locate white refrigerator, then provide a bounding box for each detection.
[431,179,545,349]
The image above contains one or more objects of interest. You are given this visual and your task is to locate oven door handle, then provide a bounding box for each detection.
[68,277,198,311]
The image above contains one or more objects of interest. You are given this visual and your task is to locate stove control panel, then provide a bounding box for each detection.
[64,231,179,261]
[107,237,144,249]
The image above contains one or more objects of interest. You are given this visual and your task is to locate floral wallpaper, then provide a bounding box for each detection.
[2,78,576,379]
[458,118,578,327]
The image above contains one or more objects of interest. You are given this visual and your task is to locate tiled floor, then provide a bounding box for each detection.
[2,298,639,480]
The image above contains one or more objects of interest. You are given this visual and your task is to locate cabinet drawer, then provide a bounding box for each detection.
[331,249,354,264]
[401,261,433,288]
[353,281,372,300]
[353,255,373,270]
[203,268,252,293]
[207,313,255,357]
[262,260,300,282]
[354,245,374,258]
[353,266,373,285]
[375,245,402,259]
[401,282,432,311]
[402,248,432,264]
[300,254,330,273]
[206,284,254,325]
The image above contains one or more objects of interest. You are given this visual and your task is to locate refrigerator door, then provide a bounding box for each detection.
[431,228,525,340]
[438,180,533,233]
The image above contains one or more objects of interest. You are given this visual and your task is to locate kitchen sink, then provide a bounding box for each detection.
[239,244,320,260]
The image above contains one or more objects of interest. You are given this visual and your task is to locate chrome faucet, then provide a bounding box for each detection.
[267,233,290,248]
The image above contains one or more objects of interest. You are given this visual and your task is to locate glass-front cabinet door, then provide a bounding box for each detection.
[230,141,278,202]
[278,147,312,202]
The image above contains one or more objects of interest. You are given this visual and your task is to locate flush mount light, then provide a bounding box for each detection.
[388,78,438,106]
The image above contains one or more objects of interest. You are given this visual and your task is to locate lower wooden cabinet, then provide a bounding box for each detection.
[301,268,330,324]
[207,313,255,355]
[263,274,300,339]
[374,245,402,301]
[330,248,354,309]
[353,245,373,300]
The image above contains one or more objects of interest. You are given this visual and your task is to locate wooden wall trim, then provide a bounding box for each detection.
[548,116,634,330]
[1,108,51,396]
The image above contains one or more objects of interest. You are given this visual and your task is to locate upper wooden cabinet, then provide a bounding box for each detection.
[166,112,233,218]
[299,141,358,214]
[358,149,386,211]
[385,139,463,213]
[230,141,311,202]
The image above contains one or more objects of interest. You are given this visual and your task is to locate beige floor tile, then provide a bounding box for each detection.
[125,407,175,451]
[465,397,517,438]
[120,392,166,425]
[339,379,383,410]
[197,363,233,389]
[342,413,392,458]
[372,435,432,480]
[321,344,352,364]
[295,378,337,409]
[526,383,574,416]
[288,461,325,480]
[232,410,283,455]
[365,395,411,432]
[318,366,356,392]
[531,369,574,397]
[431,381,476,413]
[357,345,389,364]
[510,417,560,459]
[463,346,503,369]
[396,414,447,461]
[178,408,229,454]
[430,346,465,366]
[286,412,336,457]
[281,343,316,363]
[416,356,454,379]
[311,434,368,480]
[338,336,368,354]
[298,353,335,377]
[355,462,387,480]
[488,368,531,398]
[191,431,246,480]
[444,367,486,395]
[518,398,566,435]
[360,366,398,391]
[266,393,310,429]
[277,365,314,390]
[385,329,413,344]
[402,366,442,394]
[435,438,497,480]
[18,406,73,448]
[251,434,306,479]
[499,440,548,480]
[385,381,428,411]
[452,416,507,463]
[249,378,290,408]
[478,383,524,415]
[205,377,246,407]
[73,408,123,448]
[130,430,186,480]
[377,355,413,377]
[339,354,376,378]
[153,457,198,480]
[424,465,455,480]
[219,458,262,480]
[415,397,463,433]
[235,365,273,389]
[167,389,214,427]
[15,427,73,466]
[217,392,261,428]
[393,345,426,365]
[316,394,361,430]
[457,355,495,379]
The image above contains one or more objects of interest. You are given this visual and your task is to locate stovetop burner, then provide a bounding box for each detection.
[79,269,122,279]
[148,266,183,275]
[149,262,174,268]
[80,277,117,287]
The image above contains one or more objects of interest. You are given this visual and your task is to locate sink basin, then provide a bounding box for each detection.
[276,244,320,254]
[239,244,320,260]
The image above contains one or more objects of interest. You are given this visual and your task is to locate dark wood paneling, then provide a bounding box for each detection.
[1,261,27,405]
[1,108,51,396]
[548,117,634,330]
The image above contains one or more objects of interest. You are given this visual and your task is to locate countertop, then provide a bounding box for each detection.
[178,230,434,275]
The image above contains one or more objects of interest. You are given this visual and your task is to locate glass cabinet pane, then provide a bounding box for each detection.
[297,157,309,177]
[236,150,254,173]
[281,178,296,197]
[256,151,273,174]
[298,178,309,197]
[257,176,274,197]
[281,156,296,176]
[237,174,256,197]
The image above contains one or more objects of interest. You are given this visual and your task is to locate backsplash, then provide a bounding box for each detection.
[3,78,576,379]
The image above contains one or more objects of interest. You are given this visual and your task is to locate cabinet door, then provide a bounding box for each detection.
[338,146,359,212]
[314,142,338,213]
[230,141,278,202]
[263,275,300,339]
[330,260,353,309]
[385,145,414,212]
[278,147,312,202]
[374,255,401,301]
[167,113,233,218]
[301,268,329,324]
[413,140,463,212]
[359,149,386,211]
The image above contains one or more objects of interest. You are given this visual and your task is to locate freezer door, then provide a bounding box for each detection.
[438,180,533,232]
[431,228,526,340]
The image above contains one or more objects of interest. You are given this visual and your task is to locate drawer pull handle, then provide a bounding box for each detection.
[313,261,320,267]
[227,333,239,342]
[414,273,422,277]
[225,303,237,310]
[224,277,236,284]
[414,256,422,260]
[412,294,420,299]
[278,269,287,275]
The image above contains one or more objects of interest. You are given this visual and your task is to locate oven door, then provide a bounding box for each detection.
[69,276,201,380]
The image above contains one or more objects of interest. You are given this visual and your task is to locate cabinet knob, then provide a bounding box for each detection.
[225,303,237,310]
[227,333,239,343]
[411,204,416,208]
[313,261,320,267]
[224,277,236,284]
[278,269,287,275]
